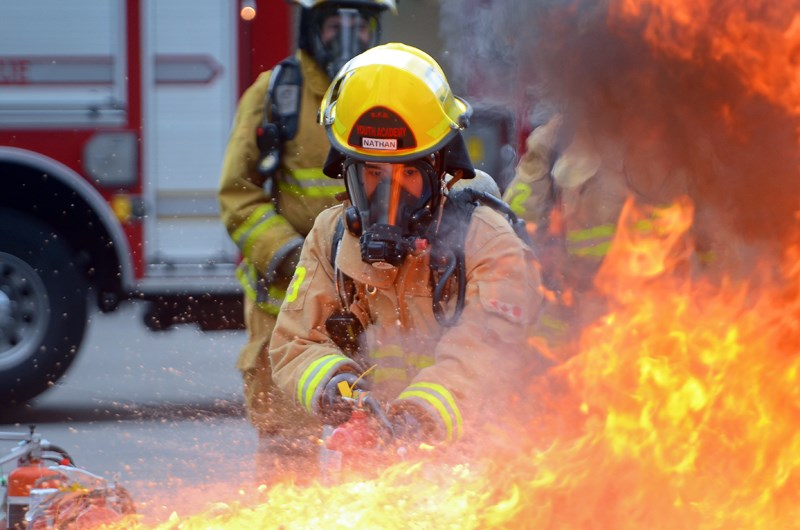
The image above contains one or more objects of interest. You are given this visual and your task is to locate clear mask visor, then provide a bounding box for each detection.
[322,8,379,77]
[345,160,434,230]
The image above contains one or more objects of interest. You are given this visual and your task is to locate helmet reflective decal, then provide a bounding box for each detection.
[347,106,417,151]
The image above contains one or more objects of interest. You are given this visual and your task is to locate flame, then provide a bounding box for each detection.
[92,1,800,526]
[521,197,800,527]
[96,196,800,529]
[615,0,800,117]
[100,461,523,529]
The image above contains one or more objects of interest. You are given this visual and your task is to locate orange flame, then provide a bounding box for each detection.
[522,196,800,527]
[93,1,800,525]
[95,196,800,529]
[615,0,800,117]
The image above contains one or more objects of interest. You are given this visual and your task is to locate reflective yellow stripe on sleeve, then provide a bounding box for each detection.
[408,354,435,370]
[279,167,346,198]
[398,382,463,443]
[566,223,616,258]
[373,367,409,385]
[567,208,681,259]
[235,262,286,315]
[297,354,354,414]
[232,204,284,256]
[236,262,259,302]
[260,285,286,315]
[370,346,434,386]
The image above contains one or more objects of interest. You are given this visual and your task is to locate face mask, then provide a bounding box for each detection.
[344,159,438,267]
[316,8,380,79]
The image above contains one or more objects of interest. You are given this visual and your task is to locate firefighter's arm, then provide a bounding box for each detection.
[269,208,362,420]
[390,210,542,444]
[218,70,304,280]
[502,114,563,230]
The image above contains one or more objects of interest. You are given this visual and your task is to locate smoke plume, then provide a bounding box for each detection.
[439,0,800,274]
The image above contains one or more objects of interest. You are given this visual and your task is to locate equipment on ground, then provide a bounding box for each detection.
[0,427,135,530]
[319,386,406,482]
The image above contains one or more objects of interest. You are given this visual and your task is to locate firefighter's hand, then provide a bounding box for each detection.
[320,372,366,426]
[388,405,432,447]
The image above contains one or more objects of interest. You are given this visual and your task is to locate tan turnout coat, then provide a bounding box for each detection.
[269,203,543,443]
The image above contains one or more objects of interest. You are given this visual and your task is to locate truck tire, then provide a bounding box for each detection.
[0,210,88,404]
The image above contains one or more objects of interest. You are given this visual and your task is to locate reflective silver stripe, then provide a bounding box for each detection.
[372,348,408,385]
[285,167,335,184]
[264,236,304,284]
[407,354,435,370]
[236,262,258,300]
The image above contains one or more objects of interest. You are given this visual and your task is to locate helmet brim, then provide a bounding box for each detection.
[323,132,475,180]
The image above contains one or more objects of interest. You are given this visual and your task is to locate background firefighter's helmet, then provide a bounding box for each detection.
[289,0,397,79]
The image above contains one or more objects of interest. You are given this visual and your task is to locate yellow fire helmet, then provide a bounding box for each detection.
[319,42,473,168]
[289,0,397,14]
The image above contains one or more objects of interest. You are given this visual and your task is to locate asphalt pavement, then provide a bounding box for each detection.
[0,301,262,523]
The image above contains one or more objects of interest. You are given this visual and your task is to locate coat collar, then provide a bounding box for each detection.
[335,228,398,289]
[297,50,331,97]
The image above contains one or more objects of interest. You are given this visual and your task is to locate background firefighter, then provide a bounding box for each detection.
[503,108,724,360]
[269,43,542,462]
[218,0,397,482]
[503,112,631,356]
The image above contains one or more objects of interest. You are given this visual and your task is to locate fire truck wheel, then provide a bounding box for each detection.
[0,210,88,404]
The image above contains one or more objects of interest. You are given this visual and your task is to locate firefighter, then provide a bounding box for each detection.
[269,43,542,453]
[503,113,629,355]
[218,0,397,482]
[503,111,698,358]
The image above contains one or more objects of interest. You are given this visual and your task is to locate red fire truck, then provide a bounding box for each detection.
[0,0,294,404]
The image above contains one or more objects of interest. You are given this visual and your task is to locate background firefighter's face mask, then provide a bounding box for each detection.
[345,160,437,267]
[317,8,379,79]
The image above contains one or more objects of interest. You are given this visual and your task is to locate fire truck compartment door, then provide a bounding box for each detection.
[141,0,239,276]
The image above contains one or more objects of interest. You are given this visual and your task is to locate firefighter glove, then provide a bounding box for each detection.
[320,372,367,426]
[388,404,431,446]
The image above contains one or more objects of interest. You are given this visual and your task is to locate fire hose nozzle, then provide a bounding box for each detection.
[355,391,394,434]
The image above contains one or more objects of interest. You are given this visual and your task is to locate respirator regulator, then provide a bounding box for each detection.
[343,158,439,268]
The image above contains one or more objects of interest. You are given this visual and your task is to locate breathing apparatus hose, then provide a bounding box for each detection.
[431,247,466,327]
[430,187,531,328]
[463,189,533,245]
[41,442,76,466]
[358,391,395,437]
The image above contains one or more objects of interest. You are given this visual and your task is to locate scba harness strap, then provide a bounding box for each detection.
[256,56,303,175]
[431,188,532,326]
[325,188,532,353]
